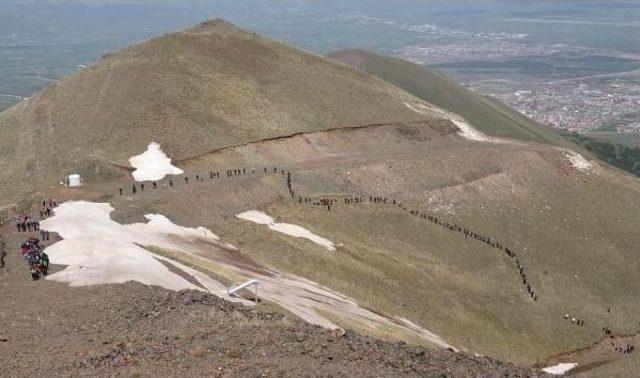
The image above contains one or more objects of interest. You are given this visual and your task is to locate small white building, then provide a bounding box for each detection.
[67,174,83,188]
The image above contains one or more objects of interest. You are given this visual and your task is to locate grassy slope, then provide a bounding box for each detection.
[328,49,573,147]
[101,122,640,366]
[0,21,430,207]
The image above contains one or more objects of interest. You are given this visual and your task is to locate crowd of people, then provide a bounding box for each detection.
[20,236,49,280]
[10,199,56,280]
[13,199,57,233]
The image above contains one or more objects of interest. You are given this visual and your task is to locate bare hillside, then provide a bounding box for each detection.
[329,49,572,147]
[0,20,429,207]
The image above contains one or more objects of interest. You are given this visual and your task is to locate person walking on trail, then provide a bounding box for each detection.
[0,238,6,269]
[119,188,123,196]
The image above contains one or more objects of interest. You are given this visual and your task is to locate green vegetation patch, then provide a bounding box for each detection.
[563,132,640,177]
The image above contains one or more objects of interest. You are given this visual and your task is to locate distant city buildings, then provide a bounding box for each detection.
[469,74,640,134]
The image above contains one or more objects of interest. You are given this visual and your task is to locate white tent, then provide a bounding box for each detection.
[67,174,82,188]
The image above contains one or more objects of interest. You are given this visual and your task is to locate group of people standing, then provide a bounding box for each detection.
[14,199,57,233]
[20,236,49,281]
[14,215,39,233]
[11,199,56,280]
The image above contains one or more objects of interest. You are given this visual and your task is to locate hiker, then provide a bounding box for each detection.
[140,183,145,191]
[132,184,137,194]
[152,182,157,189]
[39,253,49,275]
[29,266,39,281]
[169,179,173,188]
[119,188,123,195]
[185,177,189,184]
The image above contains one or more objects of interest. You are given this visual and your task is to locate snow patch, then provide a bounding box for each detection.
[39,202,455,350]
[129,142,183,182]
[237,210,336,251]
[565,151,592,171]
[404,102,492,142]
[450,118,492,142]
[39,201,226,292]
[542,362,578,375]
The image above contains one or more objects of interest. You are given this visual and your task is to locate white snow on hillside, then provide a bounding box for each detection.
[565,151,592,172]
[542,362,578,375]
[39,201,230,295]
[404,102,492,142]
[129,142,183,181]
[39,201,454,349]
[237,210,336,251]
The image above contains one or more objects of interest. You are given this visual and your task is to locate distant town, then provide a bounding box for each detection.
[471,73,640,134]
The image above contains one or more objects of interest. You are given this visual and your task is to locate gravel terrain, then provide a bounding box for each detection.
[0,230,540,377]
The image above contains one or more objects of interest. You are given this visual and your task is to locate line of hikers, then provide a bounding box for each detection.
[287,174,634,337]
[120,166,290,196]
[108,164,640,346]
[288,183,539,301]
[116,165,633,337]
[20,236,49,281]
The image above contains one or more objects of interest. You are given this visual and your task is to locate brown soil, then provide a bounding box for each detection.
[0,234,540,377]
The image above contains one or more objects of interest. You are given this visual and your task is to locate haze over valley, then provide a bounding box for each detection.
[1,2,640,377]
